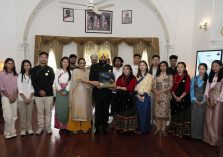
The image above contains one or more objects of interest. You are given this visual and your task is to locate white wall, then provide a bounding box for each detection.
[209,0,223,49]
[27,0,166,65]
[118,42,133,65]
[190,0,223,76]
[1,0,223,76]
[174,0,195,75]
[62,42,77,57]
[0,0,17,65]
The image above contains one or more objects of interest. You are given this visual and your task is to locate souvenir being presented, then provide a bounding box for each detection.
[99,71,115,88]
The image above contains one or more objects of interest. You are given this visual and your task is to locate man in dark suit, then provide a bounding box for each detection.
[89,51,112,134]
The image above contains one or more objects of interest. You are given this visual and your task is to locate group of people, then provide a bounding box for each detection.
[0,51,222,147]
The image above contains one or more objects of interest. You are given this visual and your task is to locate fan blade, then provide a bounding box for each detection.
[60,1,88,7]
[94,0,109,6]
[92,7,102,15]
[89,0,94,4]
[97,4,114,9]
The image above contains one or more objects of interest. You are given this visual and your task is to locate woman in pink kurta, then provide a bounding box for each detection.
[0,58,18,139]
[203,60,223,146]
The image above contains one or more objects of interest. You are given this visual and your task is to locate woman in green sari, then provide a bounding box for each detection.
[54,57,71,132]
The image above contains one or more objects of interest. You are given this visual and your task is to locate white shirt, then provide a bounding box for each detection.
[152,67,158,78]
[132,64,138,76]
[17,73,34,101]
[54,69,71,91]
[113,67,123,82]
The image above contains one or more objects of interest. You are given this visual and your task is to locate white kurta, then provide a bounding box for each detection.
[69,69,93,121]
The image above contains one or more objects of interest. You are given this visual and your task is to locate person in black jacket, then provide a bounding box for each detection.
[89,52,113,134]
[149,55,160,78]
[31,52,55,135]
[168,55,178,76]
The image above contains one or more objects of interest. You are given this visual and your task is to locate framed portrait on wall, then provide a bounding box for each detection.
[122,10,132,24]
[63,8,74,22]
[85,10,112,34]
[195,50,222,76]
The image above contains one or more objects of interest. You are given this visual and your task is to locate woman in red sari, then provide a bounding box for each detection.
[114,65,137,133]
[170,62,191,137]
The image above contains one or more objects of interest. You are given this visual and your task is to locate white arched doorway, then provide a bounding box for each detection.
[18,0,175,60]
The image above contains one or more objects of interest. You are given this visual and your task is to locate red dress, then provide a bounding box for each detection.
[114,75,137,132]
[170,73,191,137]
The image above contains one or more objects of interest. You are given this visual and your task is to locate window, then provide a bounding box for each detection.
[84,41,111,67]
[48,49,57,72]
[141,49,149,65]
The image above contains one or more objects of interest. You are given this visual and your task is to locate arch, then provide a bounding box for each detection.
[18,0,53,43]
[18,0,175,56]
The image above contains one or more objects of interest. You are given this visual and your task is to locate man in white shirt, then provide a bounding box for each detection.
[109,57,124,123]
[149,55,160,78]
[148,55,160,126]
[132,54,141,76]
[113,57,123,82]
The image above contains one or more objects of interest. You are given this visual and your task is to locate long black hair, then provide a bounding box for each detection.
[197,63,208,89]
[20,60,32,82]
[120,64,135,86]
[3,58,17,76]
[208,60,223,83]
[156,61,171,77]
[137,60,149,78]
[60,57,71,81]
[177,62,188,76]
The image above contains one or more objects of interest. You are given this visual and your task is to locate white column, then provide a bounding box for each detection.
[166,43,175,59]
[17,42,29,67]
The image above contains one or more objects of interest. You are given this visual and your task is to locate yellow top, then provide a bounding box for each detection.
[135,73,153,95]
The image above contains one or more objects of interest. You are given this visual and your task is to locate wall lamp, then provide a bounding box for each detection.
[199,22,208,31]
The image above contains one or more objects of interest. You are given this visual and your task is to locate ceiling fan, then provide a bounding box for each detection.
[60,0,114,14]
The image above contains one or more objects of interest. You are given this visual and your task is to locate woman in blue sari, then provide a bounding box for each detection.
[135,61,153,134]
[190,63,208,140]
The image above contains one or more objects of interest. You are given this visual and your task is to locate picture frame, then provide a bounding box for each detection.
[122,10,132,24]
[99,72,115,88]
[63,8,74,22]
[85,10,113,34]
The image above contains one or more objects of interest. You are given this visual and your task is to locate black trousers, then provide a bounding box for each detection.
[94,90,111,129]
[110,92,117,116]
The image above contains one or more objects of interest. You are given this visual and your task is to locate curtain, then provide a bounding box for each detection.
[77,44,84,59]
[35,39,63,67]
[34,42,50,65]
[110,43,118,62]
[34,35,160,65]
[146,46,156,67]
[50,40,63,67]
[133,41,145,56]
